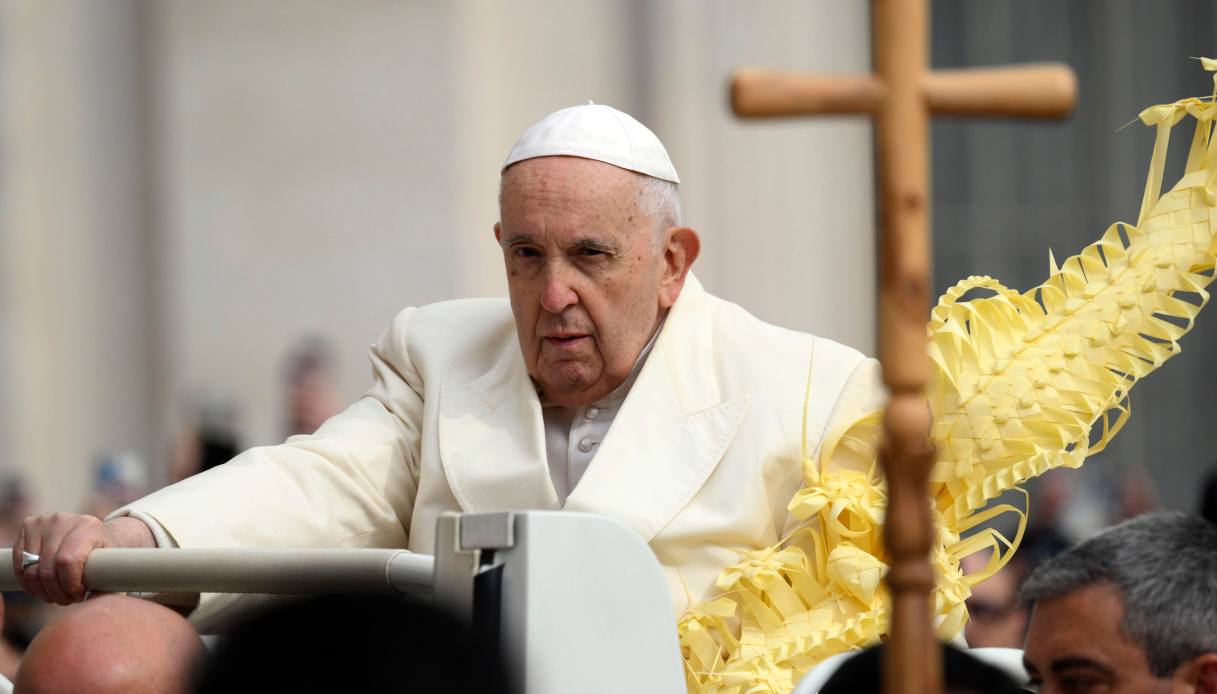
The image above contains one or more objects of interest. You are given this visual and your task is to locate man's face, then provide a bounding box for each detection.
[496,156,671,407]
[962,563,1027,648]
[1023,583,1170,694]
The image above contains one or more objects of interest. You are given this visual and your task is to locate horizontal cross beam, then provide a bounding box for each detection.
[732,63,1076,119]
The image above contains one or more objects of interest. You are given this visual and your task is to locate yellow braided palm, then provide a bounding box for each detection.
[680,69,1217,694]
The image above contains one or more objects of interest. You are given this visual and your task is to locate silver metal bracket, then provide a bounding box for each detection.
[432,511,515,622]
[459,511,514,551]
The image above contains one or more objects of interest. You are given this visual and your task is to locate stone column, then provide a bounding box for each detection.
[0,0,158,511]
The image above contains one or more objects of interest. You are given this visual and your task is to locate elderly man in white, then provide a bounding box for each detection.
[12,105,882,663]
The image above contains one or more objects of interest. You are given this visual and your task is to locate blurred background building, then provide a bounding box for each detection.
[0,0,1213,567]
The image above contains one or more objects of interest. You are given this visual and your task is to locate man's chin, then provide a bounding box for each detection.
[537,370,603,407]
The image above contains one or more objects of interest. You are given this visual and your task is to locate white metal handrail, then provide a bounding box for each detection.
[0,548,434,596]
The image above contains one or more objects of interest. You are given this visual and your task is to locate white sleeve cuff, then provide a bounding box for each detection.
[103,508,198,609]
[106,508,180,549]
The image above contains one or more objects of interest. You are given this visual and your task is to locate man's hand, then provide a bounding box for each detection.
[12,515,156,605]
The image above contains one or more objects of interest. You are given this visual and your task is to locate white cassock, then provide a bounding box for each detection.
[115,273,884,631]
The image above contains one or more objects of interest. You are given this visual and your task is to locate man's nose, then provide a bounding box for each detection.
[539,263,578,314]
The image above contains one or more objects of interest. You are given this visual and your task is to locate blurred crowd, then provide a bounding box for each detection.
[962,461,1216,651]
[0,337,344,684]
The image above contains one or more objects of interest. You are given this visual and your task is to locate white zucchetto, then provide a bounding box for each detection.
[502,103,680,184]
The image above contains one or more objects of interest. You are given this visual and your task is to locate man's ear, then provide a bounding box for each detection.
[494,222,503,244]
[1174,653,1217,693]
[658,226,700,309]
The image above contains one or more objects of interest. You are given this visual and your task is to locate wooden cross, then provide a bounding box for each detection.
[729,3,1076,693]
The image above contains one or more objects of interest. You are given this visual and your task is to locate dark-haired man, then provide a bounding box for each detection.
[1021,511,1217,693]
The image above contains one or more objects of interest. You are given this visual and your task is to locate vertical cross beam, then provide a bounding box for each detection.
[872,2,938,692]
[727,3,1076,693]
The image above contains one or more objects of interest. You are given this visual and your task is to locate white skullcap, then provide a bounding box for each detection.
[502,103,680,184]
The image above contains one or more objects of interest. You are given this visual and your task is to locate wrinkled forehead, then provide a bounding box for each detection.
[499,156,644,211]
[503,155,640,188]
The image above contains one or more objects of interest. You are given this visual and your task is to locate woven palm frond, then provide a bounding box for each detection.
[680,66,1217,694]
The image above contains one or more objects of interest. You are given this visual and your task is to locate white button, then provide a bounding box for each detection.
[586,407,600,420]
[578,438,594,452]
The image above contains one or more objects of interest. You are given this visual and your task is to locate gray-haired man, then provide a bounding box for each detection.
[1021,511,1217,694]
